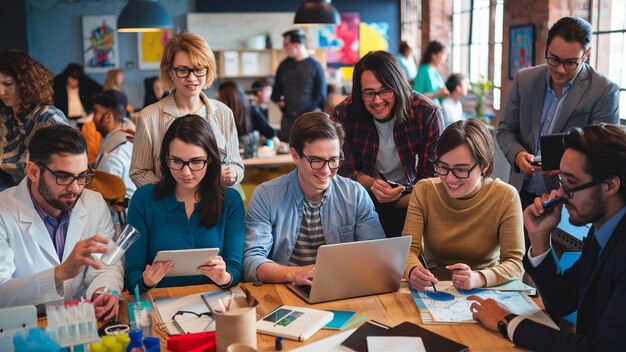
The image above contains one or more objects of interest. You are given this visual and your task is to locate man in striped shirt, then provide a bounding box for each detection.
[243,112,385,284]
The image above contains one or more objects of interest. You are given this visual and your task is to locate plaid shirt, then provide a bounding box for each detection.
[330,92,441,184]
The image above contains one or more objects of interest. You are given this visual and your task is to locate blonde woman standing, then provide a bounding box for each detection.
[131,32,243,187]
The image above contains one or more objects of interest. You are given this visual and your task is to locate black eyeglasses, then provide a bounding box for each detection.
[545,54,585,70]
[558,174,604,198]
[300,154,344,170]
[166,158,209,171]
[434,162,479,179]
[172,66,208,78]
[37,162,95,186]
[361,88,394,102]
[171,311,214,335]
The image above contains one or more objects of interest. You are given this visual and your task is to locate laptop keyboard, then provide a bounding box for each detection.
[298,284,312,296]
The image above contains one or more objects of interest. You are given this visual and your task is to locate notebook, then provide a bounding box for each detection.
[340,321,468,352]
[286,236,412,304]
[256,305,334,341]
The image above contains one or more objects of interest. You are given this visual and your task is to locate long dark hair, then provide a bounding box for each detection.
[154,115,223,227]
[350,50,412,124]
[420,40,445,65]
[217,80,250,135]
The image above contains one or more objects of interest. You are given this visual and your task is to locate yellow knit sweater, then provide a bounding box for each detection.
[402,177,524,286]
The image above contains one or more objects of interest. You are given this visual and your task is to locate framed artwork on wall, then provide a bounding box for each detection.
[138,30,173,70]
[509,24,534,80]
[82,15,119,73]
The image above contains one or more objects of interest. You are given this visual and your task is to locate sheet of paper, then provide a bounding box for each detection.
[222,51,239,77]
[414,281,556,328]
[366,336,426,352]
[240,52,260,76]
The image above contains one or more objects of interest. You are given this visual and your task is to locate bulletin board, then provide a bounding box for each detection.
[187,13,295,50]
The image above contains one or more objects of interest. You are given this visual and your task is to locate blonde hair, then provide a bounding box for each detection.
[103,68,124,91]
[159,32,216,90]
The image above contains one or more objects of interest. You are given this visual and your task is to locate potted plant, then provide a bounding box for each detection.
[471,75,493,124]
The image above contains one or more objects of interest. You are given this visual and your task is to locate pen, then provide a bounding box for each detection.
[418,253,438,292]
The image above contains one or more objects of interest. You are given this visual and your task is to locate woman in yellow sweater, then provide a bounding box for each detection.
[403,119,524,291]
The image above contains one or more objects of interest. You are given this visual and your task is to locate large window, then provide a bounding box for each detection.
[400,0,422,52]
[590,0,626,123]
[451,0,504,110]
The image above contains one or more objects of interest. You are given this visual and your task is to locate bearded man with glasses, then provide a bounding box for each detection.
[470,124,626,351]
[243,112,384,285]
[0,125,123,321]
[498,16,619,220]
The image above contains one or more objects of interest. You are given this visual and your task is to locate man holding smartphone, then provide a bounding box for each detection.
[497,17,619,212]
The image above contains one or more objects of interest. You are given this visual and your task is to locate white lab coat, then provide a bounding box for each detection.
[0,178,124,308]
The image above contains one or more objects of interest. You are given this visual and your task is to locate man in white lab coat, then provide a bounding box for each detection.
[0,125,123,320]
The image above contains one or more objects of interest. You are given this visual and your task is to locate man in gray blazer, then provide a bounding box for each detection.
[497,16,619,211]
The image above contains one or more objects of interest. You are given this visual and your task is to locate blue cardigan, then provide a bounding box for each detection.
[124,184,245,291]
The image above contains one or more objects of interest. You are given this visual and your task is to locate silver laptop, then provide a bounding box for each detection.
[286,236,412,304]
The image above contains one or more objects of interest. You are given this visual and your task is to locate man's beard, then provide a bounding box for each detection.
[567,190,605,226]
[38,179,80,212]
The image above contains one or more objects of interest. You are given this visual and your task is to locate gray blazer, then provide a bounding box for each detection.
[497,64,619,191]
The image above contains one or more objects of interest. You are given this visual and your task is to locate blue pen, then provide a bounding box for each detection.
[418,253,438,292]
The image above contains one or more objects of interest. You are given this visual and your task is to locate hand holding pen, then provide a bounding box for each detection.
[409,253,439,291]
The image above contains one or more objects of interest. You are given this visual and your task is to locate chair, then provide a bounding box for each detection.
[85,169,129,225]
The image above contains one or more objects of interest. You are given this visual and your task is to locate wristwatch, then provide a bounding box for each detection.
[497,313,518,339]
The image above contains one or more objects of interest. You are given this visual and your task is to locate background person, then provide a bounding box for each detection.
[413,40,449,104]
[130,32,244,188]
[0,50,68,190]
[271,29,326,142]
[331,50,442,237]
[217,80,277,140]
[125,116,244,292]
[404,119,524,291]
[441,73,469,127]
[103,68,125,91]
[397,41,418,85]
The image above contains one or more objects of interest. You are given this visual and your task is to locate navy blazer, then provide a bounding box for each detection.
[513,216,626,351]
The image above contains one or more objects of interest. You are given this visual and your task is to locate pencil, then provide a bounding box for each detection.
[418,253,438,292]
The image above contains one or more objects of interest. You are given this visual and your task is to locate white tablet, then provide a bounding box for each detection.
[153,248,220,277]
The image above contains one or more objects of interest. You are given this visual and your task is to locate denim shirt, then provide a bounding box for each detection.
[243,168,385,282]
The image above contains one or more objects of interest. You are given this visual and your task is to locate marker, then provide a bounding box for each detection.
[418,253,437,292]
[542,197,564,213]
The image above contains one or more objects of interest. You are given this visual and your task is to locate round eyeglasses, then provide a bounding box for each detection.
[166,158,209,171]
[172,66,208,78]
[434,162,479,179]
[37,162,95,186]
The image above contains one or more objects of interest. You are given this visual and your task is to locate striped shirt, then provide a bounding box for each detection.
[0,104,68,181]
[289,198,326,266]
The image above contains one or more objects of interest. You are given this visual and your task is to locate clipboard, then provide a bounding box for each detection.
[0,305,37,350]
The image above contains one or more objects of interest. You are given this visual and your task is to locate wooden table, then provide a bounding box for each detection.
[116,282,529,351]
[242,154,293,168]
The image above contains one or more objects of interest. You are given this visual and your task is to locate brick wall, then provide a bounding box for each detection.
[421,0,452,78]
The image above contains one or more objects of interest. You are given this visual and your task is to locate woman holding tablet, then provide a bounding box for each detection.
[124,115,245,291]
[403,119,524,291]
